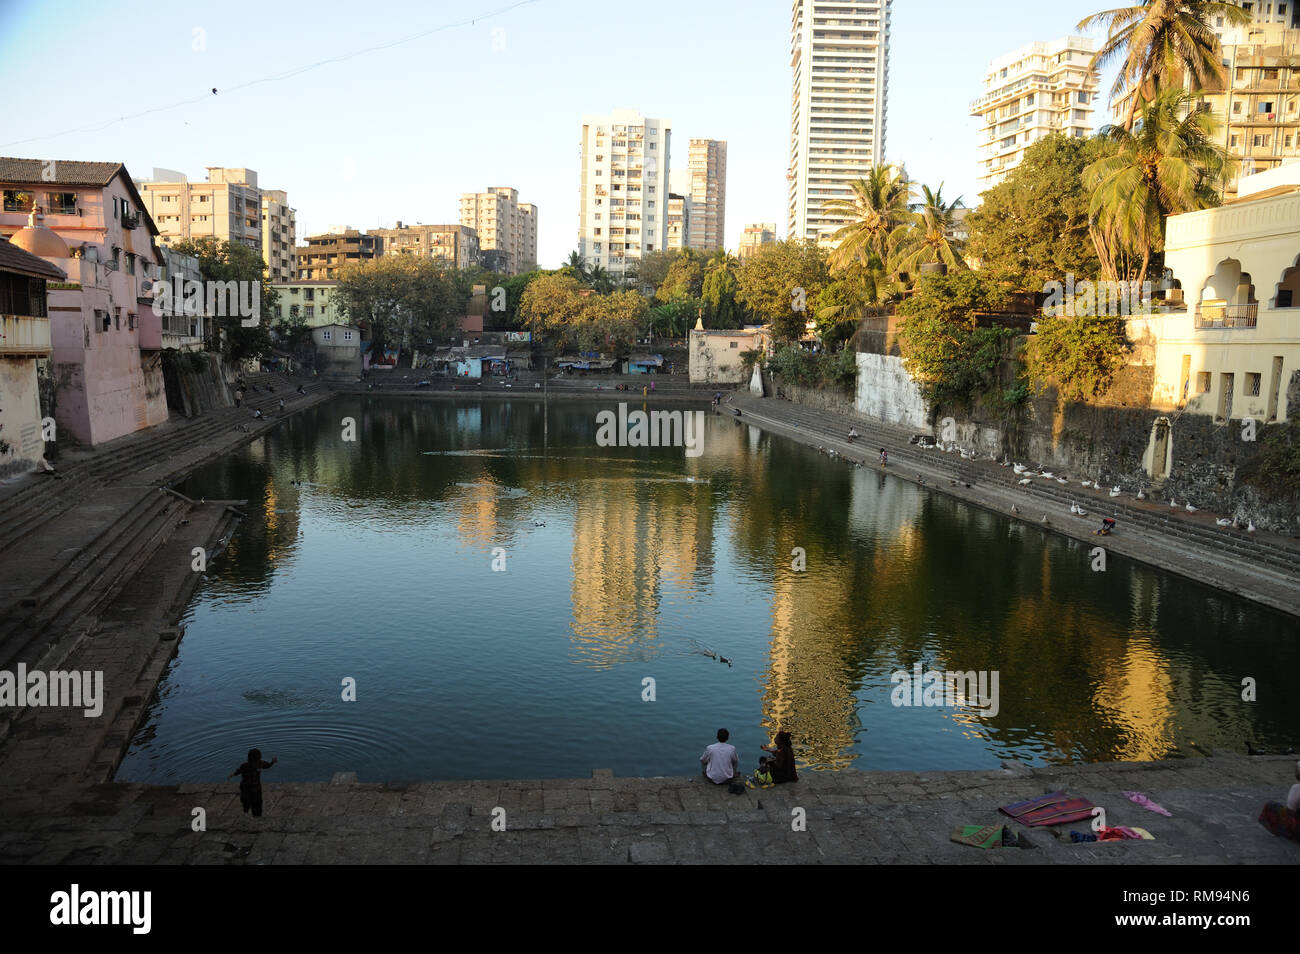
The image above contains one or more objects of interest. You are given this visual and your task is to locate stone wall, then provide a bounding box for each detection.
[855,353,928,429]
[161,351,232,417]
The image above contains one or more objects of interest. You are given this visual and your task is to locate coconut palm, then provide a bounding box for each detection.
[563,250,589,281]
[587,263,614,294]
[1079,1,1252,130]
[1084,88,1235,284]
[890,184,967,278]
[820,165,911,274]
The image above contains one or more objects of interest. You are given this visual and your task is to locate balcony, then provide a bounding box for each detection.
[1194,302,1258,328]
[0,312,51,356]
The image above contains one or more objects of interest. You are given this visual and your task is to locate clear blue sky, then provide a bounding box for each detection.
[1,0,1120,269]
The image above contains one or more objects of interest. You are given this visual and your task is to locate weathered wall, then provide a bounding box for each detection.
[855,353,928,429]
[161,350,232,417]
[778,380,859,417]
[0,356,46,477]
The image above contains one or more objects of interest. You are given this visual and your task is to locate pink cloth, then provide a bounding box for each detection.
[1123,791,1172,816]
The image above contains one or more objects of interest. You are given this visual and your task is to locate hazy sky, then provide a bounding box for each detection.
[1,0,1121,268]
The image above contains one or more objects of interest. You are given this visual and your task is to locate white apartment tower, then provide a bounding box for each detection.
[972,37,1100,190]
[788,0,891,244]
[459,186,538,275]
[578,108,672,279]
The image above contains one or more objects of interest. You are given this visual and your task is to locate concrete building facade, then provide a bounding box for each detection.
[738,222,777,261]
[260,189,296,282]
[971,36,1099,191]
[371,222,481,270]
[0,236,64,475]
[0,160,169,446]
[459,187,537,275]
[139,167,263,254]
[788,0,891,243]
[578,109,672,279]
[272,280,341,328]
[295,229,380,280]
[666,194,689,250]
[686,139,727,251]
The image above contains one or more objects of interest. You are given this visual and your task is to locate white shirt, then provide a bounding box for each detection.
[1287,783,1300,812]
[700,741,738,783]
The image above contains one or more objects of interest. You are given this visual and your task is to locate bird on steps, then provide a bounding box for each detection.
[1018,478,1032,486]
[1010,505,1020,515]
[1042,471,1054,479]
[1136,490,1147,500]
[1109,486,1121,497]
[1013,463,1027,474]
[1081,480,1092,489]
[1216,517,1232,527]
[1247,520,1256,533]
[1041,515,1050,526]
[1170,499,1178,508]
[1056,477,1067,485]
[1185,502,1197,513]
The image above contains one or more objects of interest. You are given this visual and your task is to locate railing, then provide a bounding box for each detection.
[1195,302,1258,328]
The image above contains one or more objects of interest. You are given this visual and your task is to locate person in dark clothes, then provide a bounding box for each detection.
[229,748,278,816]
[234,388,243,408]
[761,731,797,783]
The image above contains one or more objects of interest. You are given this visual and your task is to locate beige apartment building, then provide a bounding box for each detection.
[260,189,296,283]
[139,167,263,254]
[971,37,1100,191]
[295,229,380,280]
[578,109,672,279]
[371,222,481,270]
[738,222,777,260]
[788,0,891,243]
[686,139,727,251]
[458,187,537,275]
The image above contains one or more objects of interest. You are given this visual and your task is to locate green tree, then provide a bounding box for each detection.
[1080,0,1251,130]
[636,249,677,294]
[1084,88,1234,284]
[897,271,1014,410]
[518,272,588,346]
[821,165,911,272]
[736,240,830,343]
[891,184,967,279]
[333,256,463,361]
[965,134,1114,290]
[1024,314,1132,402]
[657,250,705,302]
[562,250,589,281]
[171,237,276,361]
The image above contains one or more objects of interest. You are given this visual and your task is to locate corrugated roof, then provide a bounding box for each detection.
[0,235,67,280]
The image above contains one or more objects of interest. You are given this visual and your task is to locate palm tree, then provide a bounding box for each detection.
[563,250,589,281]
[587,263,614,294]
[820,165,912,273]
[890,184,967,278]
[1084,88,1234,284]
[1079,1,1252,131]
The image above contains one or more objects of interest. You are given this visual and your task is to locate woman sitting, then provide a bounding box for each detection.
[761,731,798,784]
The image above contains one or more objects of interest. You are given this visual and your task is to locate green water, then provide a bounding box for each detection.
[116,396,1299,783]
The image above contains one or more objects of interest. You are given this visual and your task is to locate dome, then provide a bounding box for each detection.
[10,209,70,259]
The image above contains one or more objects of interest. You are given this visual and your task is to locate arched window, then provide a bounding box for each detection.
[1272,254,1300,309]
[1196,259,1257,328]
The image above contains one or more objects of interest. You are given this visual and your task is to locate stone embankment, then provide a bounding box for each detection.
[727,392,1300,618]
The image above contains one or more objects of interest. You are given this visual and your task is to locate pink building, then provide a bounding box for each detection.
[0,159,169,446]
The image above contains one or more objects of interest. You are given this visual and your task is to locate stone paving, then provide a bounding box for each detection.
[2,753,1296,864]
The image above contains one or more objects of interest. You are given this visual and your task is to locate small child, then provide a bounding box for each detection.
[749,757,774,789]
[229,748,278,817]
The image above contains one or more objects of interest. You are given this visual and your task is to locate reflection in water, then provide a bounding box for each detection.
[115,396,1300,783]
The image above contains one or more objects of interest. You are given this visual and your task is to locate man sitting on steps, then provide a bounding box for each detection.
[700,728,740,786]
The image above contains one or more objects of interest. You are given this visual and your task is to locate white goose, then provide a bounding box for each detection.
[1185,502,1197,513]
[1215,517,1232,527]
[1109,486,1122,497]
[1018,477,1032,486]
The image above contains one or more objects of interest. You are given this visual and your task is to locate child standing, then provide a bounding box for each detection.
[229,748,278,817]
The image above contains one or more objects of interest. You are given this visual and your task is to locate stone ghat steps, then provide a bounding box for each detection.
[0,471,99,554]
[737,396,1300,580]
[0,490,190,676]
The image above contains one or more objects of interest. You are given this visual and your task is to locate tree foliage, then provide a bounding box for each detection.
[332,255,464,359]
[897,272,1016,410]
[518,273,647,353]
[735,240,830,342]
[965,134,1113,290]
[1023,315,1131,402]
[171,237,276,361]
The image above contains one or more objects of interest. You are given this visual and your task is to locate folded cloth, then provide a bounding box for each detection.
[1123,791,1172,816]
[950,824,1006,849]
[1000,791,1097,827]
[1125,826,1156,841]
[1069,830,1097,842]
[1097,826,1127,842]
